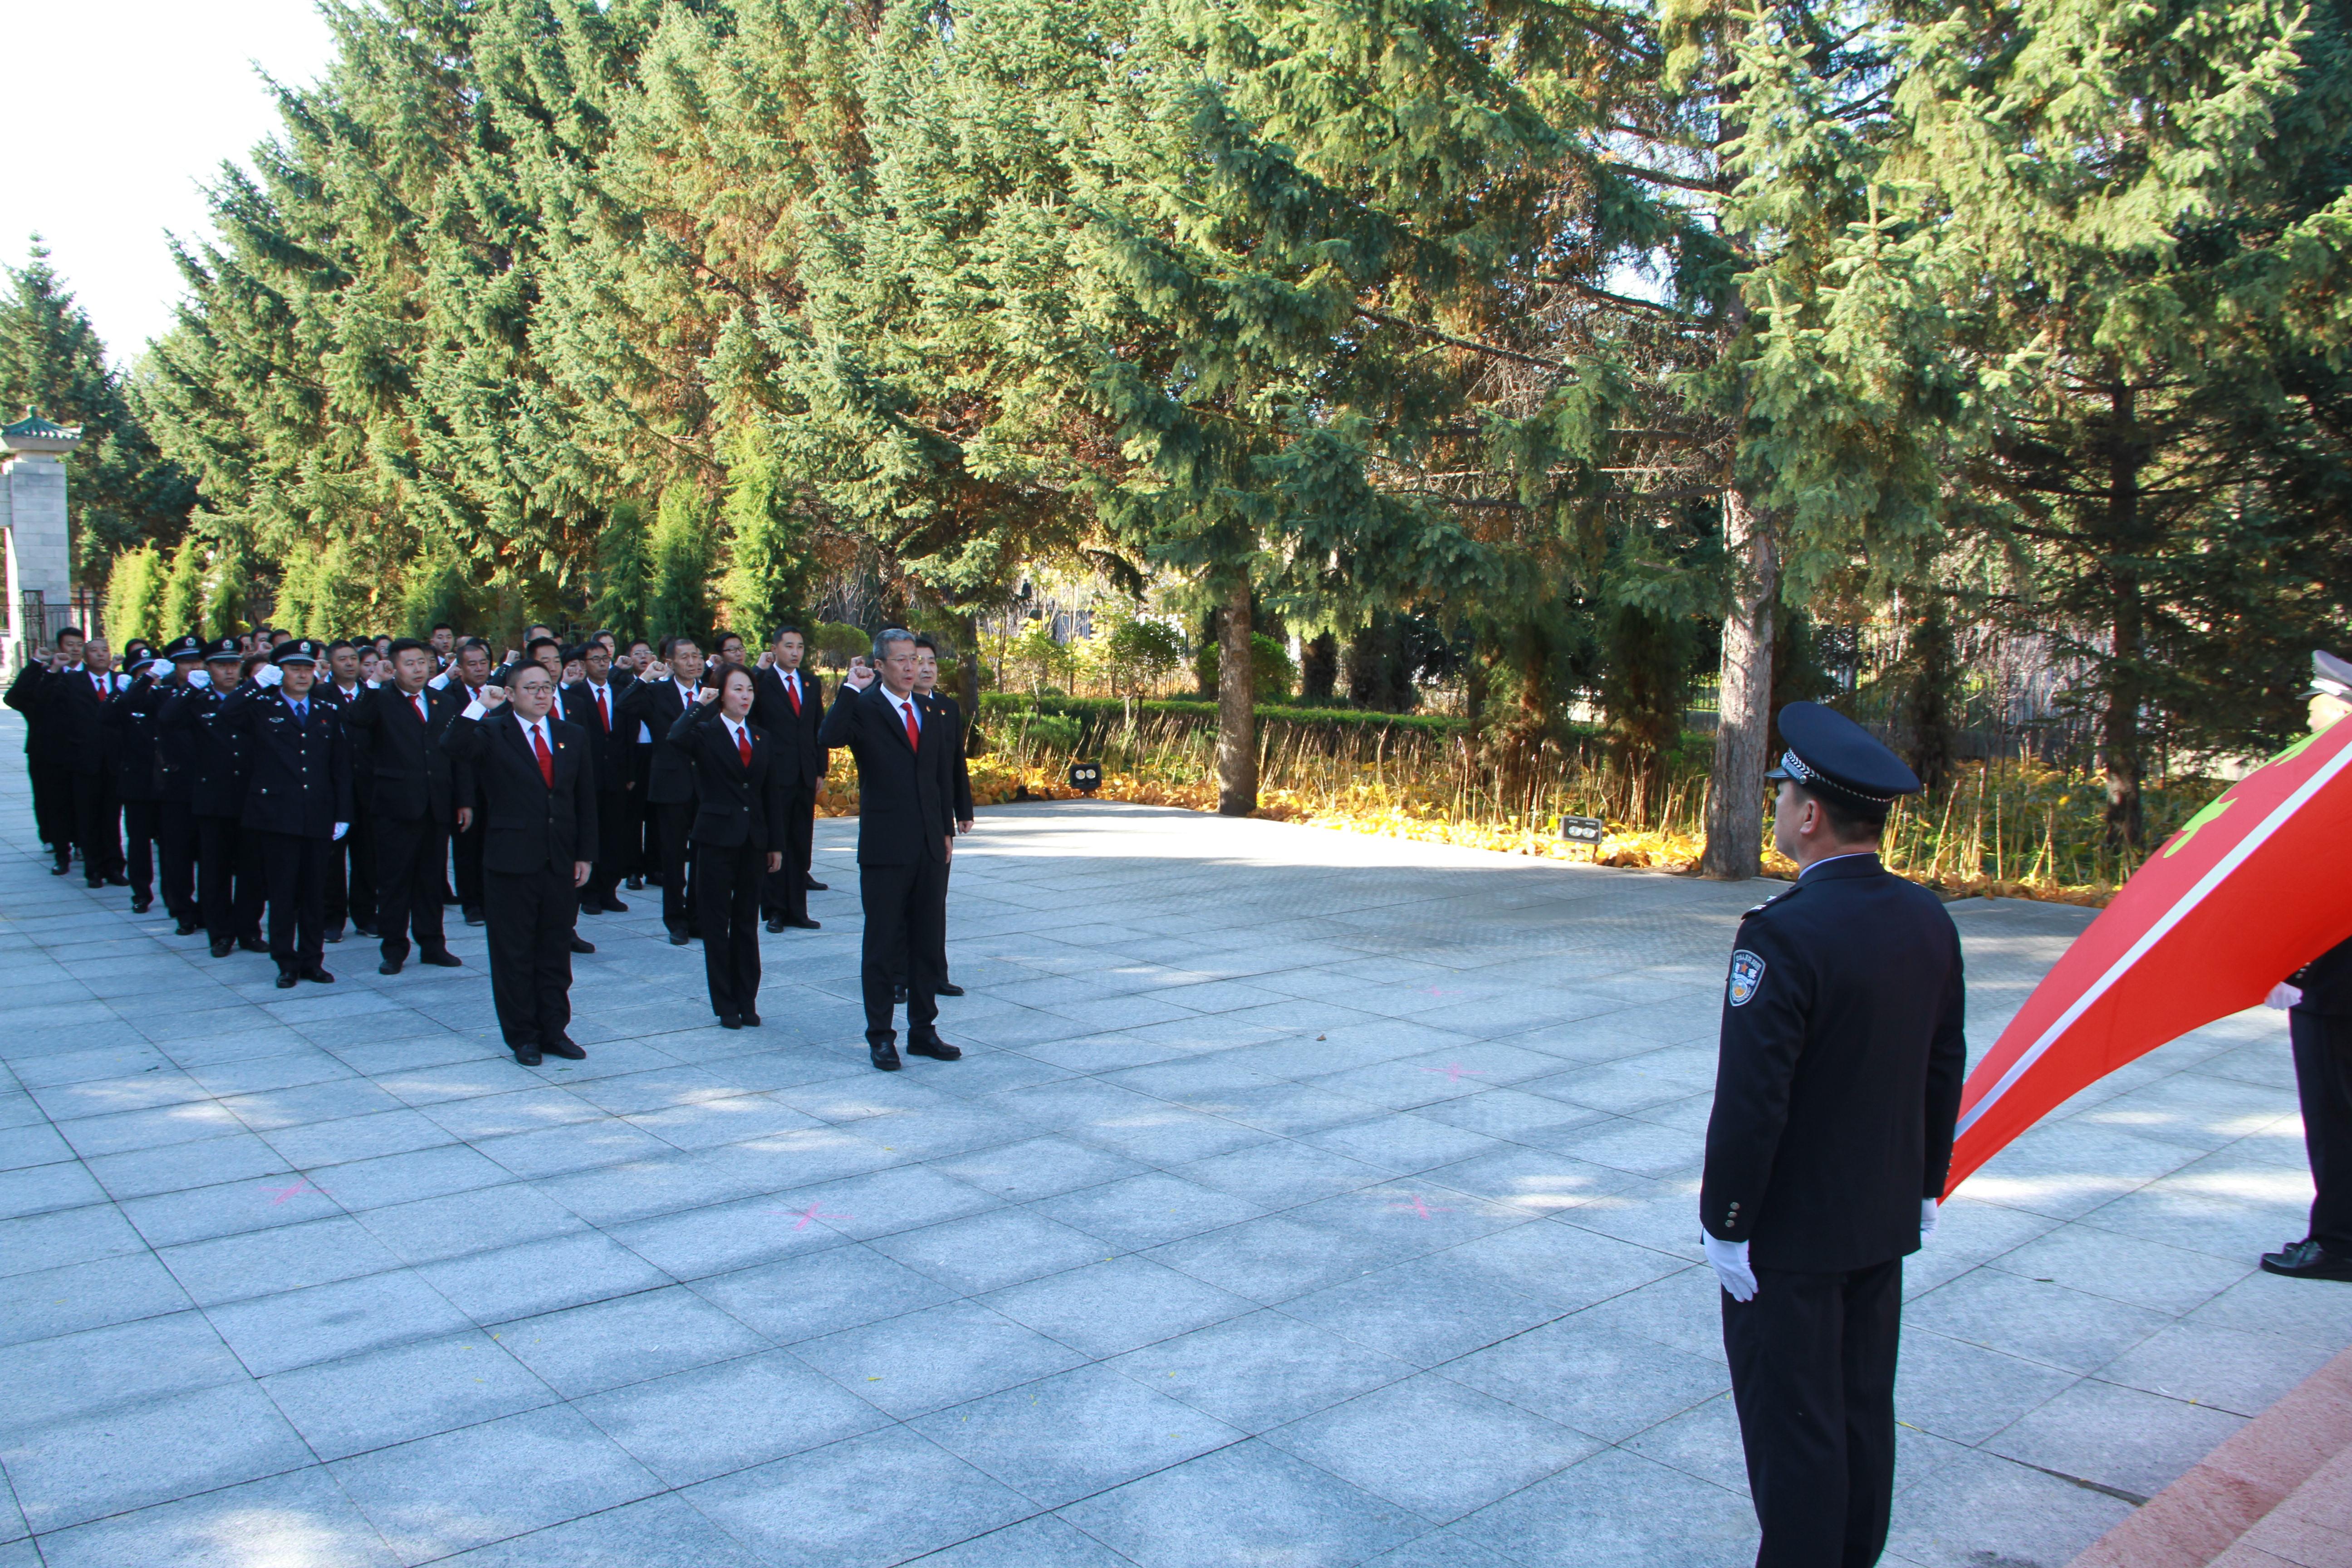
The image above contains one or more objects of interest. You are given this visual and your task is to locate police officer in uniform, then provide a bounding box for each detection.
[102,645,178,914]
[1701,702,1967,1568]
[220,640,353,988]
[163,638,260,956]
[2261,649,2352,1283]
[152,637,208,931]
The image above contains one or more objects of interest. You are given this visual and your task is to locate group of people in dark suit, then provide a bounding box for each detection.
[10,618,975,1075]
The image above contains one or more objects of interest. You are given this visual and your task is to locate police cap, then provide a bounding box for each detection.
[2311,650,2352,704]
[165,635,206,662]
[204,637,243,663]
[273,639,323,667]
[1765,701,1922,808]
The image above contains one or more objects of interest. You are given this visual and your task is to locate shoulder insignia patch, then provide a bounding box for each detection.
[1728,949,1766,1007]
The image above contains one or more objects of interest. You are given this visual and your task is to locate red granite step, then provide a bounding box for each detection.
[2068,1344,2352,1568]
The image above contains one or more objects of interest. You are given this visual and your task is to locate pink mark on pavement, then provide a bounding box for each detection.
[266,1179,321,1205]
[1418,1063,1488,1084]
[766,1204,852,1230]
[1384,1194,1456,1220]
[1418,986,1461,998]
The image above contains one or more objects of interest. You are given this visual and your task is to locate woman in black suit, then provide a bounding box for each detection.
[668,663,787,1028]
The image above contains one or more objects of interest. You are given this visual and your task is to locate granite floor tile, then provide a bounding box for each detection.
[425,1491,769,1567]
[692,1245,959,1344]
[497,1284,769,1398]
[872,1206,1113,1294]
[980,1256,1257,1359]
[794,1299,1088,1418]
[209,1267,479,1377]
[0,1202,147,1278]
[1451,1446,1756,1568]
[1443,1318,1727,1441]
[1,1380,315,1533]
[1058,1439,1427,1568]
[1105,1310,1416,1433]
[1279,1253,1563,1369]
[574,1348,891,1485]
[0,1310,249,1436]
[30,1464,402,1568]
[902,1513,1143,1568]
[418,1230,671,1325]
[259,1331,559,1460]
[681,1424,1033,1568]
[0,1250,194,1347]
[1983,1377,2244,1500]
[914,1362,1246,1507]
[158,1214,403,1305]
[1263,1372,1598,1522]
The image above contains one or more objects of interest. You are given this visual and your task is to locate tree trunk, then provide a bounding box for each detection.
[2100,386,2146,851]
[1216,576,1257,815]
[958,609,983,748]
[1701,488,1780,879]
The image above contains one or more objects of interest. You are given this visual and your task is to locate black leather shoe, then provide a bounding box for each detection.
[86,877,103,889]
[275,970,299,989]
[239,936,270,954]
[132,896,152,914]
[570,935,596,954]
[353,922,378,938]
[870,1039,902,1072]
[936,981,965,997]
[105,873,130,887]
[907,1037,962,1061]
[765,916,787,934]
[626,876,644,891]
[544,1036,586,1060]
[323,925,344,943]
[742,1011,760,1027]
[785,917,820,930]
[2261,1239,2352,1281]
[379,958,404,976]
[603,897,627,913]
[301,965,335,985]
[668,929,690,947]
[210,939,234,959]
[49,861,69,876]
[464,907,486,927]
[511,1044,543,1066]
[420,949,462,968]
[804,876,827,891]
[719,1014,743,1030]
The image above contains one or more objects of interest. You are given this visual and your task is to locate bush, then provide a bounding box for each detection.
[810,621,872,667]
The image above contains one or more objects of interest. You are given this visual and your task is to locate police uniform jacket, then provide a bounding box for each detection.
[160,682,254,818]
[614,676,704,805]
[219,686,353,839]
[1700,853,1969,1273]
[750,666,827,792]
[442,708,597,875]
[818,680,957,866]
[666,705,788,851]
[338,682,464,823]
[2292,935,2352,1018]
[101,675,171,801]
[3,663,55,765]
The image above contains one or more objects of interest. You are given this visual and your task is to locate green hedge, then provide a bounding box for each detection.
[978,691,1470,739]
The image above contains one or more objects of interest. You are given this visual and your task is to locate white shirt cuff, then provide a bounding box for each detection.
[464,700,489,721]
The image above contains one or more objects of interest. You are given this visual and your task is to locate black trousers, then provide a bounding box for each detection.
[121,798,161,902]
[2293,1008,2352,1255]
[452,807,485,913]
[159,800,197,920]
[1723,1258,1902,1568]
[860,858,946,1044]
[628,746,656,877]
[71,774,123,882]
[196,815,254,943]
[259,831,330,970]
[29,760,71,858]
[761,786,816,921]
[325,812,376,931]
[696,840,764,1018]
[656,800,698,934]
[484,865,577,1048]
[586,789,627,908]
[374,816,451,963]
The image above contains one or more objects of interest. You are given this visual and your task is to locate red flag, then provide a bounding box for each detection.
[1945,718,2352,1192]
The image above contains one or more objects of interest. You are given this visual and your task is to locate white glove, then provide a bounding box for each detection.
[257,663,283,688]
[428,672,450,690]
[2267,982,2304,1010]
[332,822,349,842]
[186,670,211,690]
[1703,1234,1757,1302]
[365,678,381,689]
[1920,1198,1940,1246]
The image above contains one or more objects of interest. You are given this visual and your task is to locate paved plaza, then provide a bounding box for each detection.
[2,716,2347,1568]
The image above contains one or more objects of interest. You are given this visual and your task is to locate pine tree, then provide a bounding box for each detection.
[647,482,715,644]
[160,539,206,642]
[103,546,164,648]
[589,501,651,639]
[718,424,810,644]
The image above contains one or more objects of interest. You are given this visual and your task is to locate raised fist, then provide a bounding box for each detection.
[696,685,720,706]
[844,657,877,691]
[480,685,509,709]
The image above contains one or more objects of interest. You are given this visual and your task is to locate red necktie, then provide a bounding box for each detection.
[785,673,800,714]
[736,725,753,769]
[902,701,920,750]
[413,692,429,724]
[595,686,609,731]
[532,724,554,788]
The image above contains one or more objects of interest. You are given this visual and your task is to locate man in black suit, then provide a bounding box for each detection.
[218,640,354,989]
[339,638,466,975]
[559,642,631,915]
[618,637,655,888]
[318,640,378,942]
[752,624,826,932]
[671,665,788,1026]
[436,638,495,924]
[615,635,707,944]
[162,639,261,956]
[1700,703,1965,1568]
[820,629,963,1072]
[153,637,208,932]
[443,662,596,1066]
[5,625,83,872]
[910,637,976,994]
[33,636,129,888]
[101,646,178,914]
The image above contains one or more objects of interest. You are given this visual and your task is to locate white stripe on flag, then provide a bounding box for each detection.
[1955,735,2352,1139]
